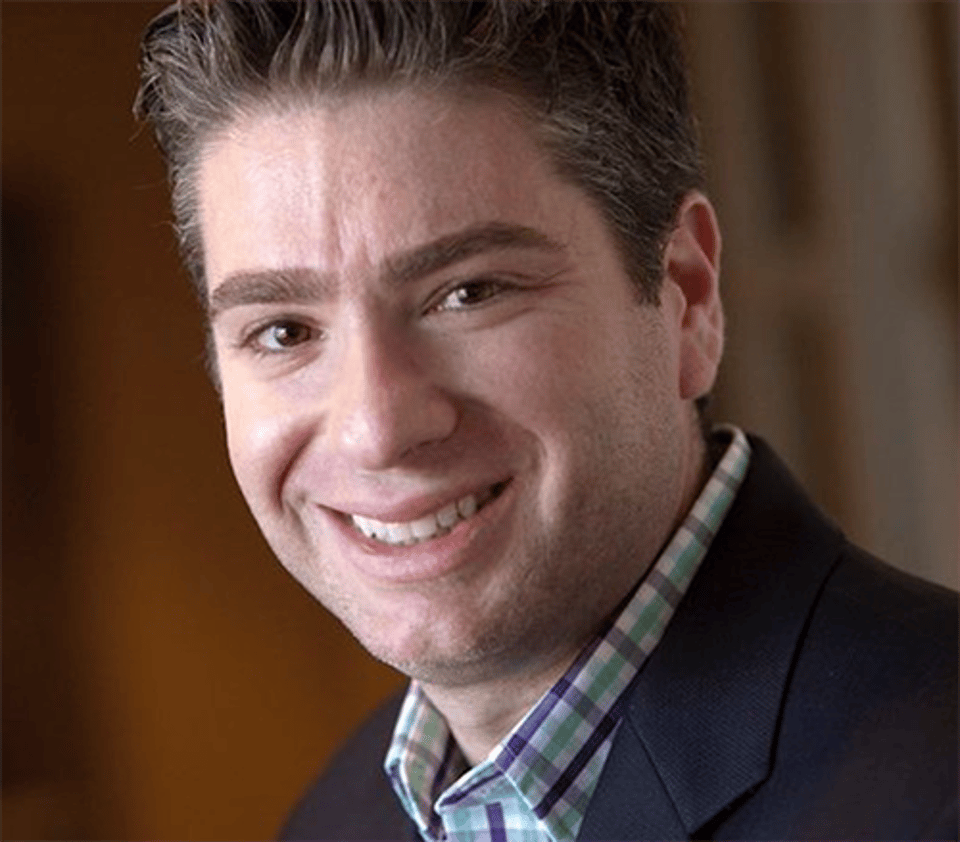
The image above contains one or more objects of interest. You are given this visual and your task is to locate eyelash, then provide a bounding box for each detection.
[429,277,514,313]
[232,278,517,357]
[237,318,323,356]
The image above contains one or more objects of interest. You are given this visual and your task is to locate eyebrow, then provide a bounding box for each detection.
[206,221,564,320]
[207,267,336,320]
[385,221,563,287]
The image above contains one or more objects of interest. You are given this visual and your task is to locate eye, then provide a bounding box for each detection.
[434,279,508,311]
[247,319,319,353]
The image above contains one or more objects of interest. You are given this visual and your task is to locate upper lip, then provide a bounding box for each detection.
[323,479,510,524]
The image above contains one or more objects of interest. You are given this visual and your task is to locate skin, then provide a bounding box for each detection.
[199,85,723,764]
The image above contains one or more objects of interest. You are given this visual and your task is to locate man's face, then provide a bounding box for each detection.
[199,86,715,689]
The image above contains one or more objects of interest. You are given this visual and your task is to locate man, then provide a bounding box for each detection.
[135,2,957,839]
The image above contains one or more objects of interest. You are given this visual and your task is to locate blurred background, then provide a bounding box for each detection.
[3,2,956,839]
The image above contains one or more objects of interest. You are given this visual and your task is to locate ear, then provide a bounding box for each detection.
[662,191,724,400]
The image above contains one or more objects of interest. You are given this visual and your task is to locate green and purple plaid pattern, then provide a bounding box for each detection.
[386,427,751,842]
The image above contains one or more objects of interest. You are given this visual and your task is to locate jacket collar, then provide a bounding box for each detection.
[579,437,844,840]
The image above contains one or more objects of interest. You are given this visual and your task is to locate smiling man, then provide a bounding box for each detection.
[136,2,957,840]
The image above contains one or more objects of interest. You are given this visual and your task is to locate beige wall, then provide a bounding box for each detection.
[3,3,956,839]
[686,2,957,590]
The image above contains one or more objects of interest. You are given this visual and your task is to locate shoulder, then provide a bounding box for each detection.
[744,440,958,837]
[794,543,957,764]
[279,692,413,841]
[643,435,958,839]
[754,545,958,839]
[805,543,957,684]
[794,541,957,743]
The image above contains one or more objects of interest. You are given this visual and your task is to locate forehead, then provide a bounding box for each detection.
[197,85,571,284]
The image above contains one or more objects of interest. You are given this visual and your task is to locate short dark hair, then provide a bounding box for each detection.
[136,0,704,304]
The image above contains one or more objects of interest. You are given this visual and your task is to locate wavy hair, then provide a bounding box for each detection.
[135,0,704,304]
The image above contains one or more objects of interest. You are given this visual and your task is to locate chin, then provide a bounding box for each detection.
[346,609,516,687]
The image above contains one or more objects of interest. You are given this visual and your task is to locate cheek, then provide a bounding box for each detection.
[470,313,660,433]
[221,384,294,509]
[223,404,264,507]
[455,327,584,444]
[458,324,608,497]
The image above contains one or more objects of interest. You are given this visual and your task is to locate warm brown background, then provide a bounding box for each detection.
[3,2,956,840]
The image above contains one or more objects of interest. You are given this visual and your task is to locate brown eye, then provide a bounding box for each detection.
[438,280,505,310]
[255,320,315,352]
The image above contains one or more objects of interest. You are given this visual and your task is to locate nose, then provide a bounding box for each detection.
[326,318,458,470]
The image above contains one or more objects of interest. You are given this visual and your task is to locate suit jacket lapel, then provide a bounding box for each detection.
[578,714,688,839]
[580,438,844,840]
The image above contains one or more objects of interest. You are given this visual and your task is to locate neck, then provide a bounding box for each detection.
[419,648,579,766]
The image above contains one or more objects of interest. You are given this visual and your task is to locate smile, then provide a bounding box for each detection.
[350,482,508,547]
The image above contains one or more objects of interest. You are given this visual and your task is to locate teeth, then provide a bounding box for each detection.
[436,503,459,529]
[350,486,500,547]
[386,522,412,544]
[410,514,438,540]
[457,495,477,519]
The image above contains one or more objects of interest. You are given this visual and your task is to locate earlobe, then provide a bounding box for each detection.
[663,191,724,400]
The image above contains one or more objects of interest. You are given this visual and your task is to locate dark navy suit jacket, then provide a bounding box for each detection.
[281,438,958,840]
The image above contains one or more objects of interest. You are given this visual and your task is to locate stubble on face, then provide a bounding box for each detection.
[198,84,707,697]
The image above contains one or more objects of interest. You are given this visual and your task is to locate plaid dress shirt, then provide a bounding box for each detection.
[385,426,751,842]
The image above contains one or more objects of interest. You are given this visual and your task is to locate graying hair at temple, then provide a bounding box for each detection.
[135,0,705,304]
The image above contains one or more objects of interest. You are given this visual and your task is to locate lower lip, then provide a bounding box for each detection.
[326,482,515,585]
